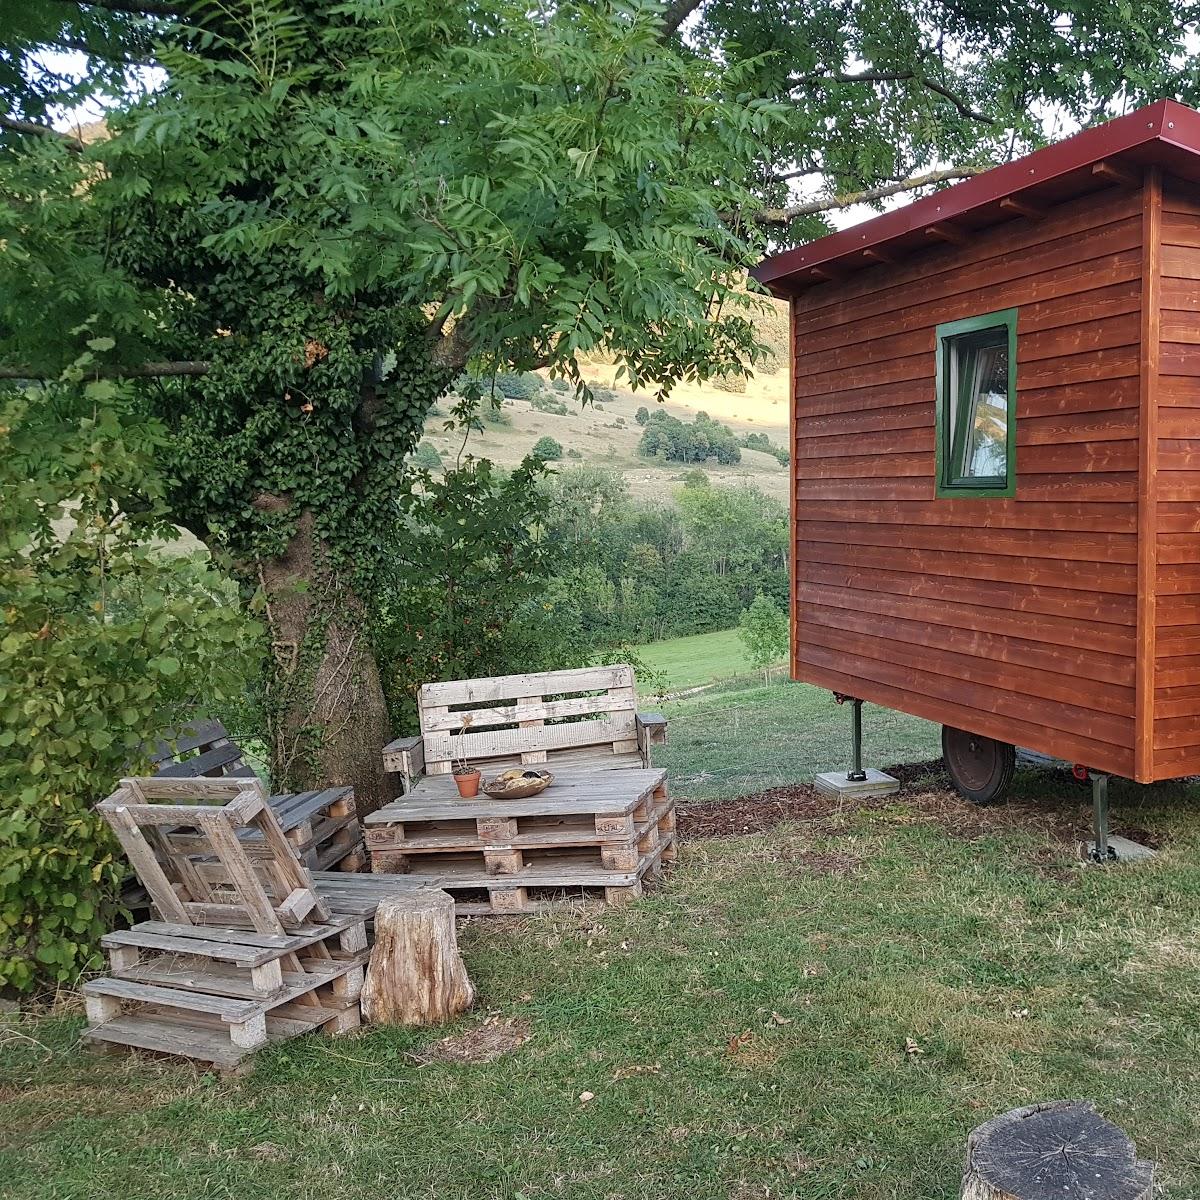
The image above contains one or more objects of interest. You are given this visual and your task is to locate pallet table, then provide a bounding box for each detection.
[363,768,676,914]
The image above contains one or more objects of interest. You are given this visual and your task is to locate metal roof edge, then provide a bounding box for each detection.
[751,99,1195,295]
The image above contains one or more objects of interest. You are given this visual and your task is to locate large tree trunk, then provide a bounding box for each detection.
[258,508,396,815]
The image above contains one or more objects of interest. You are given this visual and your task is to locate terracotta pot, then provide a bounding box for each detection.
[453,770,482,798]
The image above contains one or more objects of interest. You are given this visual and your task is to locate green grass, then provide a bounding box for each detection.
[8,684,1200,1197]
[656,679,940,801]
[634,627,783,691]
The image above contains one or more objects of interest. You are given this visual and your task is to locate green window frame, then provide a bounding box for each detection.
[934,308,1017,498]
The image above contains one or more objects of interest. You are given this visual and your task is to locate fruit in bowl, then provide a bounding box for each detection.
[482,768,554,799]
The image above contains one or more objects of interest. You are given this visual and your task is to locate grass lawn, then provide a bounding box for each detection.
[633,627,783,692]
[657,679,941,801]
[7,685,1200,1197]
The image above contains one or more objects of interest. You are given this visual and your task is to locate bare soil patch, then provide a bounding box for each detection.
[677,760,1168,851]
[412,1016,530,1066]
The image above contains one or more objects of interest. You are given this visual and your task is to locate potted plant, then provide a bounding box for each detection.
[452,715,481,798]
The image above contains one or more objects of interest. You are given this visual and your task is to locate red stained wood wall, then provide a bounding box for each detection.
[1154,179,1200,778]
[790,179,1170,779]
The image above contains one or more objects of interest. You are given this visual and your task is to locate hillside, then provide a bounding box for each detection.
[421,299,792,502]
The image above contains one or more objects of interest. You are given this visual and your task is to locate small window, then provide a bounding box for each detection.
[935,309,1017,497]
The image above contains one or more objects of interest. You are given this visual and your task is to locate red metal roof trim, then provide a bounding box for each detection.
[751,99,1200,297]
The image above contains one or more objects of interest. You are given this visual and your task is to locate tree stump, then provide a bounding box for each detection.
[961,1100,1154,1200]
[360,889,474,1026]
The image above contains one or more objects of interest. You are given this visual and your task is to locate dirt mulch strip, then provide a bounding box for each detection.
[676,762,1166,850]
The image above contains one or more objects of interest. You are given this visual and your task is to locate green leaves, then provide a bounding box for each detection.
[0,382,261,992]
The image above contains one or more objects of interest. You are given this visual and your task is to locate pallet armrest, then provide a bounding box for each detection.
[636,712,668,742]
[382,735,425,791]
[636,712,667,765]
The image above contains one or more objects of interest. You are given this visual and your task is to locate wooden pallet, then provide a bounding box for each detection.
[162,788,364,873]
[320,834,675,916]
[98,776,331,934]
[365,769,669,853]
[84,915,368,1071]
[369,796,675,875]
[361,768,675,913]
[148,720,364,870]
[83,971,362,1072]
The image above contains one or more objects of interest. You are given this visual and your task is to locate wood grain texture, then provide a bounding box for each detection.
[1151,179,1200,775]
[1135,168,1162,781]
[790,182,1145,777]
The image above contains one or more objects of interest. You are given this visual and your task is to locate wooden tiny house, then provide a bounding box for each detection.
[751,100,1200,794]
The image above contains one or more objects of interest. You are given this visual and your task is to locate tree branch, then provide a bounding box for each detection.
[772,165,825,183]
[0,116,84,153]
[659,0,705,37]
[71,0,182,16]
[754,167,984,225]
[917,76,994,124]
[0,361,209,380]
[788,68,994,124]
[789,70,911,87]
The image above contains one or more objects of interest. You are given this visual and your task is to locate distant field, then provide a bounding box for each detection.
[634,627,783,691]
[420,363,792,504]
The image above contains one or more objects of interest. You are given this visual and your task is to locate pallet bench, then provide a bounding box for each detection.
[381,665,666,792]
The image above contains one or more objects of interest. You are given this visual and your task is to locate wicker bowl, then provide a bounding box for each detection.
[482,769,554,800]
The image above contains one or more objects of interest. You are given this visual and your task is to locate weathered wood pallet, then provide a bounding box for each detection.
[83,967,363,1073]
[162,788,364,873]
[98,776,331,935]
[148,720,364,870]
[84,914,369,1072]
[365,770,672,874]
[381,665,667,791]
[369,796,675,876]
[323,833,675,916]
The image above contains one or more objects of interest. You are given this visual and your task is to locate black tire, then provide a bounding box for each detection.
[941,725,1016,805]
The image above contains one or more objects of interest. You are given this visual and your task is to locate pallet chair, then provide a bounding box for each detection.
[98,775,332,934]
[87,776,377,1067]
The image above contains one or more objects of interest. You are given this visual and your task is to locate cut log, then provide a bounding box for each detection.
[360,889,474,1026]
[960,1100,1154,1200]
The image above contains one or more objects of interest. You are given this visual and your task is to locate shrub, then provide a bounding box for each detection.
[739,430,790,466]
[412,442,443,471]
[551,378,570,393]
[492,371,542,400]
[533,436,564,461]
[635,406,651,425]
[711,372,747,394]
[566,447,583,459]
[0,383,260,993]
[738,592,789,681]
[531,393,570,416]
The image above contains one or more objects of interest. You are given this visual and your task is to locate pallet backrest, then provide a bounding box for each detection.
[147,718,255,780]
[418,665,640,775]
[98,776,329,935]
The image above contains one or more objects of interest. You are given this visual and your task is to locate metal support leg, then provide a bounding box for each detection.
[847,699,867,783]
[1091,772,1113,863]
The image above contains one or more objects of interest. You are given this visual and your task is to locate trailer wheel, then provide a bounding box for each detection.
[941,726,1015,805]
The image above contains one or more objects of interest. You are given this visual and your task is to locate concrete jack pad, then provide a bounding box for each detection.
[1081,834,1159,864]
[814,769,900,800]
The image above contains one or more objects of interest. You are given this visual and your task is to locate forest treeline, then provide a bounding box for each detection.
[379,460,788,730]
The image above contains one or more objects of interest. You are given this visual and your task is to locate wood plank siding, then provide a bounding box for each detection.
[791,184,1145,778]
[1153,178,1200,777]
